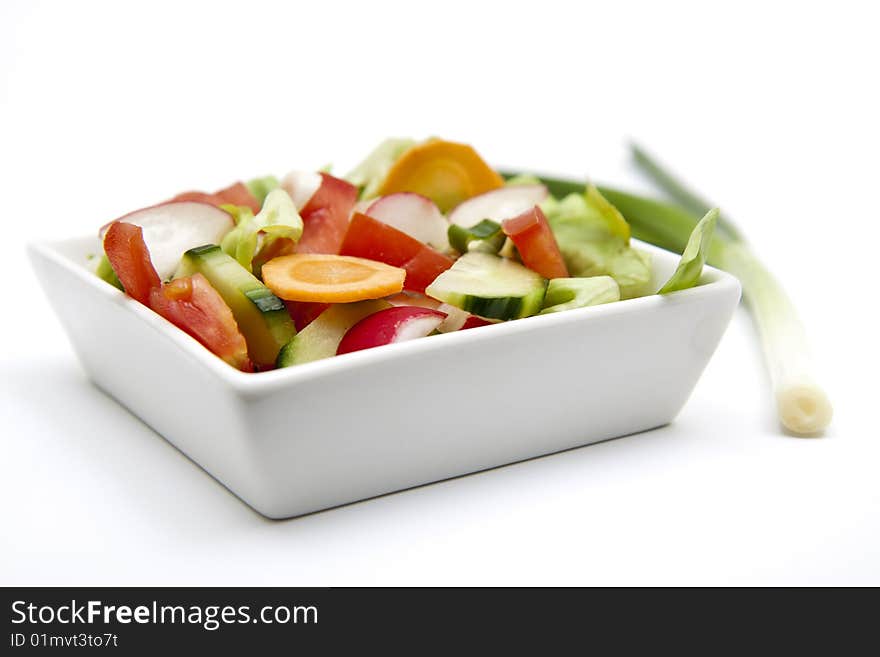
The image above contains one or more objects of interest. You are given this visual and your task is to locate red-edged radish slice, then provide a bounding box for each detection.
[448,184,548,228]
[365,192,450,251]
[100,202,233,281]
[280,170,323,210]
[384,283,501,331]
[385,294,474,332]
[352,197,376,216]
[336,306,446,355]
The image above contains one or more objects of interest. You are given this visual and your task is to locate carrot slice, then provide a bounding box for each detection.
[375,139,504,212]
[262,254,406,303]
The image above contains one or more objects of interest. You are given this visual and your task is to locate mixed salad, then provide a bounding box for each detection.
[95,138,716,373]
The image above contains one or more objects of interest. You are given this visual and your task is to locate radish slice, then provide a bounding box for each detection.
[387,294,474,332]
[394,314,445,341]
[448,184,548,228]
[365,193,450,251]
[336,306,446,355]
[280,170,323,210]
[100,202,233,281]
[352,198,376,217]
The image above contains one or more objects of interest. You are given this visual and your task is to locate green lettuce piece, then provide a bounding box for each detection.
[220,188,303,272]
[541,185,652,299]
[345,137,416,199]
[583,183,631,242]
[221,203,254,225]
[658,208,718,294]
[219,205,257,266]
[245,175,280,205]
[504,173,543,187]
[540,276,620,314]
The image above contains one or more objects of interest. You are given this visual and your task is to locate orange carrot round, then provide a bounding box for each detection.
[262,254,406,303]
[376,139,504,212]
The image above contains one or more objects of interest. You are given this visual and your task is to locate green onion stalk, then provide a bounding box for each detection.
[503,147,833,435]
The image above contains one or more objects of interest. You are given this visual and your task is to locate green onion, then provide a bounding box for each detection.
[628,145,831,435]
[630,144,745,243]
[501,152,834,436]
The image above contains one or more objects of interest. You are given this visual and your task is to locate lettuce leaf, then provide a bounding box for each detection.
[540,276,620,314]
[245,175,280,206]
[658,208,718,294]
[541,185,652,299]
[504,173,544,187]
[220,188,303,272]
[345,137,416,199]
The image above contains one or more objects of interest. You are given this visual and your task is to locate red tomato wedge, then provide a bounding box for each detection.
[214,182,260,212]
[251,235,297,278]
[461,315,495,330]
[103,222,253,371]
[103,220,161,305]
[340,212,455,294]
[295,173,359,255]
[501,206,569,279]
[284,300,331,332]
[170,182,260,214]
[150,275,253,372]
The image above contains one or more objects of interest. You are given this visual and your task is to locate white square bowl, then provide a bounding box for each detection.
[29,236,741,518]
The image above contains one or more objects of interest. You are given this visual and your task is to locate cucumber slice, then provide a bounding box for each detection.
[180,245,295,367]
[425,252,547,320]
[277,300,389,367]
[447,219,505,254]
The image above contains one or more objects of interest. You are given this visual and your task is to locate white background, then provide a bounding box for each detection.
[2,0,877,585]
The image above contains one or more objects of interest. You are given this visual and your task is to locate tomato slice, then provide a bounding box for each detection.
[214,182,260,213]
[103,221,161,305]
[284,301,331,332]
[103,222,252,371]
[501,206,569,279]
[340,212,455,294]
[461,315,494,330]
[295,173,359,255]
[150,274,253,372]
[251,235,297,278]
[170,181,260,214]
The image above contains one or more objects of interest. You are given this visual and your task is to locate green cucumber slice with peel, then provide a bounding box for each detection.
[277,300,390,367]
[179,244,295,367]
[425,252,547,320]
